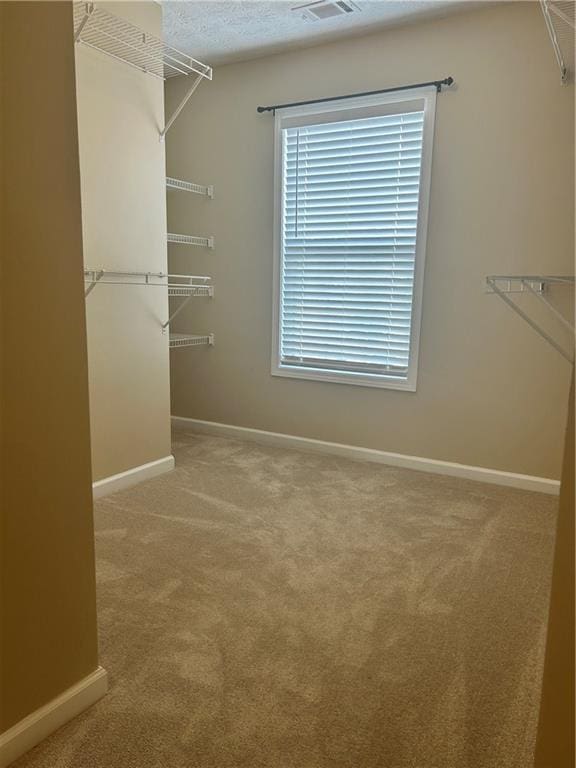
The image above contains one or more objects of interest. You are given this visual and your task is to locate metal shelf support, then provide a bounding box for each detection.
[161,74,204,141]
[486,275,575,362]
[540,0,575,83]
[162,285,214,330]
[84,268,105,296]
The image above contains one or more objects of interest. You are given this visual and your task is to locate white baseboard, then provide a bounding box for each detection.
[0,667,107,768]
[92,455,175,499]
[171,416,560,496]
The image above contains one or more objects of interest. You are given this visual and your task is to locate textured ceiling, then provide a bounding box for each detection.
[162,0,480,65]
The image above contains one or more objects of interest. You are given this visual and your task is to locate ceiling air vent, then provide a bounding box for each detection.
[292,0,361,22]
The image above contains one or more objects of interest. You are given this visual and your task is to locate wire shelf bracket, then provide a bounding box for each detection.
[540,0,575,83]
[167,233,214,248]
[163,280,214,330]
[161,75,206,141]
[84,268,105,296]
[486,275,575,362]
[73,3,212,137]
[166,177,214,198]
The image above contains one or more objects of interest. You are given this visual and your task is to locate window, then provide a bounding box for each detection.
[272,90,436,391]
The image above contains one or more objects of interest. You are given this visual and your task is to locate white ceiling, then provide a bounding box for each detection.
[162,0,482,65]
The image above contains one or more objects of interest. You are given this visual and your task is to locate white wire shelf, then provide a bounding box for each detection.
[84,268,215,349]
[540,1,575,83]
[84,268,212,296]
[73,2,212,81]
[168,285,213,297]
[166,177,214,198]
[167,233,214,248]
[486,274,575,362]
[169,333,214,349]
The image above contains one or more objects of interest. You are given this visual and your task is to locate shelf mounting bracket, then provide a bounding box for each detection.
[85,268,104,297]
[161,73,205,141]
[162,295,195,330]
[74,2,94,42]
[162,286,213,330]
[486,276,575,363]
[540,0,570,83]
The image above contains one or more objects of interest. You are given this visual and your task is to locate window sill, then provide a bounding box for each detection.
[271,363,417,392]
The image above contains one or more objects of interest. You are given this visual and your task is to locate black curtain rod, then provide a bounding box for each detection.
[257,77,454,114]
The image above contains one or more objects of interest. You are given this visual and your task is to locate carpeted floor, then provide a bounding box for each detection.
[15,430,558,768]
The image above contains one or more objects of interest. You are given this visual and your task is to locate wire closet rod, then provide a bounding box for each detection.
[84,268,211,283]
[256,77,454,114]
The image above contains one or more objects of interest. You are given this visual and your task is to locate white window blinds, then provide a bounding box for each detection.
[277,104,430,388]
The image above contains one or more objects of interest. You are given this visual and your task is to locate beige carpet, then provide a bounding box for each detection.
[15,430,557,768]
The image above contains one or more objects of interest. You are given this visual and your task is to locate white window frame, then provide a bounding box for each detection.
[271,88,437,392]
